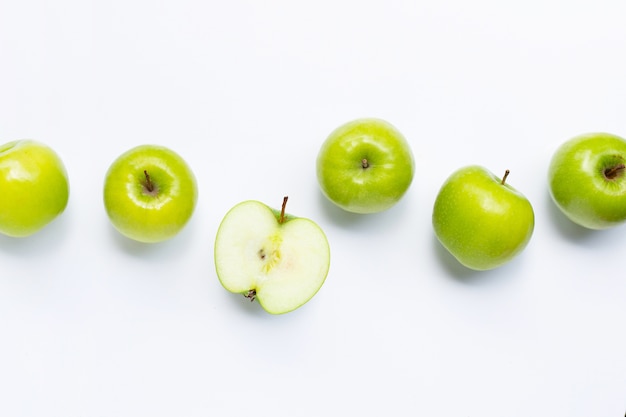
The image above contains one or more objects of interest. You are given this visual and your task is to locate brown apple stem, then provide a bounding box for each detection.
[245,289,256,302]
[604,164,625,180]
[501,169,510,185]
[144,170,154,192]
[279,196,288,224]
[362,158,369,169]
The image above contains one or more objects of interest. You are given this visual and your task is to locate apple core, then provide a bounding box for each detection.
[214,197,330,314]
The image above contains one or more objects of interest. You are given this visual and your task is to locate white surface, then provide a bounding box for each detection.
[1,1,625,416]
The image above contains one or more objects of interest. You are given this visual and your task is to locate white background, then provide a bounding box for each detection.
[1,0,625,416]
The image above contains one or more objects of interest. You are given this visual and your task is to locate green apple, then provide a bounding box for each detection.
[214,197,330,314]
[103,144,198,243]
[432,165,534,271]
[548,132,626,229]
[0,139,69,237]
[316,118,414,214]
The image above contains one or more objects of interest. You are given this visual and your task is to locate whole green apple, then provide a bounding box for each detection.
[0,139,69,237]
[432,165,534,271]
[316,118,414,214]
[214,197,330,314]
[103,144,198,243]
[548,132,626,229]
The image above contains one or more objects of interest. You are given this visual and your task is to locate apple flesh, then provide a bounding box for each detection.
[548,132,626,229]
[214,197,330,314]
[316,118,414,214]
[432,165,534,271]
[0,140,69,237]
[103,145,198,243]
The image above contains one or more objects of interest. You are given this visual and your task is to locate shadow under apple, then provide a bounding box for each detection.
[0,207,72,258]
[224,290,264,316]
[544,189,625,248]
[222,289,311,322]
[316,188,412,233]
[106,215,197,261]
[431,233,516,286]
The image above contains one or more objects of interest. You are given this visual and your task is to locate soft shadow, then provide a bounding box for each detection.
[223,290,308,323]
[431,233,513,286]
[317,190,373,228]
[225,291,266,316]
[0,210,72,258]
[544,189,625,247]
[544,190,596,241]
[316,189,412,233]
[107,217,196,261]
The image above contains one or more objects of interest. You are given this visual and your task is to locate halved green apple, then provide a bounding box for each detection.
[214,197,330,314]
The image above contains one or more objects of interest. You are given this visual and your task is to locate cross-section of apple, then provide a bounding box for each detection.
[214,197,330,314]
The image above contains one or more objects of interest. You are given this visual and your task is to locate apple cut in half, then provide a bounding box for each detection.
[214,197,330,314]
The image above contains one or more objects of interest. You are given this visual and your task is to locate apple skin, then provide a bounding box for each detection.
[103,145,198,243]
[316,118,414,214]
[214,198,330,315]
[432,165,535,271]
[0,140,69,237]
[548,132,626,230]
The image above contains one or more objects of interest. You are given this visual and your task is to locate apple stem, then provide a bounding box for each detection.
[604,164,626,180]
[362,158,369,169]
[501,169,510,185]
[144,170,154,192]
[245,289,256,302]
[279,196,288,224]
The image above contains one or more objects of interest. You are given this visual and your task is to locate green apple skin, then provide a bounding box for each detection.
[548,132,626,230]
[214,198,330,315]
[0,140,69,237]
[432,166,535,271]
[316,118,415,214]
[103,145,198,243]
